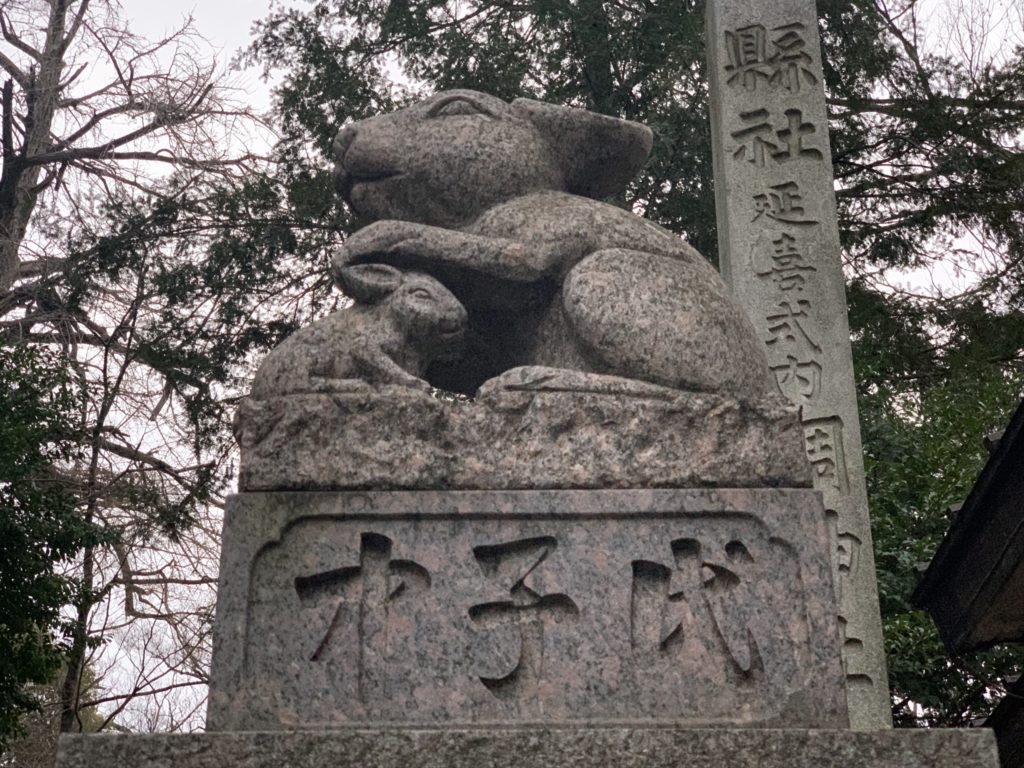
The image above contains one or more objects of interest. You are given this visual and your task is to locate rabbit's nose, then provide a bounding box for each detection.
[439,315,465,334]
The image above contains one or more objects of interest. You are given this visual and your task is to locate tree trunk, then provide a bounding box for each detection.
[0,0,72,293]
[570,0,618,116]
[58,542,93,733]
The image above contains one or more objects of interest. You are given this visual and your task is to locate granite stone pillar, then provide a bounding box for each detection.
[706,0,892,729]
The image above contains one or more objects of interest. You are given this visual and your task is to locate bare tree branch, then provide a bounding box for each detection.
[62,0,93,53]
[0,9,42,60]
[0,49,30,88]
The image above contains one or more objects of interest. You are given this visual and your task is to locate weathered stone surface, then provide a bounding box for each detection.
[57,727,999,768]
[329,89,773,398]
[207,489,845,731]
[236,372,811,492]
[251,265,467,398]
[706,0,891,727]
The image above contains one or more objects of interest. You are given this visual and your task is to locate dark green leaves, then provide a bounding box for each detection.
[0,346,96,749]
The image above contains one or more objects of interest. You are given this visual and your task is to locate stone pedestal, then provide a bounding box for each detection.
[235,380,810,492]
[58,728,998,768]
[54,342,1000,768]
[207,489,846,730]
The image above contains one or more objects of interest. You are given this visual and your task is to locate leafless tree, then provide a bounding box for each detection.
[0,0,269,745]
[0,0,261,292]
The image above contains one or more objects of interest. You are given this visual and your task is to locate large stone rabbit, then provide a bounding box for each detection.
[332,89,772,398]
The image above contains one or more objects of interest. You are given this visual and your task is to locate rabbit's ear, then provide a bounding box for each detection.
[337,263,403,303]
[511,98,652,200]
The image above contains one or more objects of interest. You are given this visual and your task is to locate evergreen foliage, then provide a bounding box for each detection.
[0,346,95,749]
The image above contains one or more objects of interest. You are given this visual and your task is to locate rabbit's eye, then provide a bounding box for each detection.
[408,287,434,300]
[428,97,494,119]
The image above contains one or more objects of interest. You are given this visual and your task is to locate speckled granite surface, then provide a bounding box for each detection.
[236,378,811,492]
[57,728,997,768]
[328,90,773,400]
[206,489,845,731]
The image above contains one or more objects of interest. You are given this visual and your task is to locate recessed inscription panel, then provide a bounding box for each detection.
[218,493,845,730]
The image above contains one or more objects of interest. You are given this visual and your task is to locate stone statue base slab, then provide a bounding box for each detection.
[57,728,997,768]
[235,371,811,492]
[207,489,845,731]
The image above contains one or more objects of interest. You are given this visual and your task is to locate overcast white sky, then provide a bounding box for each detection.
[121,0,270,57]
[120,0,278,110]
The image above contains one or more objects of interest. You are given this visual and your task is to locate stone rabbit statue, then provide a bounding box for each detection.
[332,90,772,398]
[250,263,467,397]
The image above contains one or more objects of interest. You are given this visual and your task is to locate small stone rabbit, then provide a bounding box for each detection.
[250,263,467,397]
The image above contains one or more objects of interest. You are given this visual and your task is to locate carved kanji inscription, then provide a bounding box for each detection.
[731,108,824,167]
[294,532,430,701]
[803,417,850,493]
[724,22,818,93]
[752,181,819,227]
[629,525,814,689]
[231,499,845,729]
[469,537,579,699]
